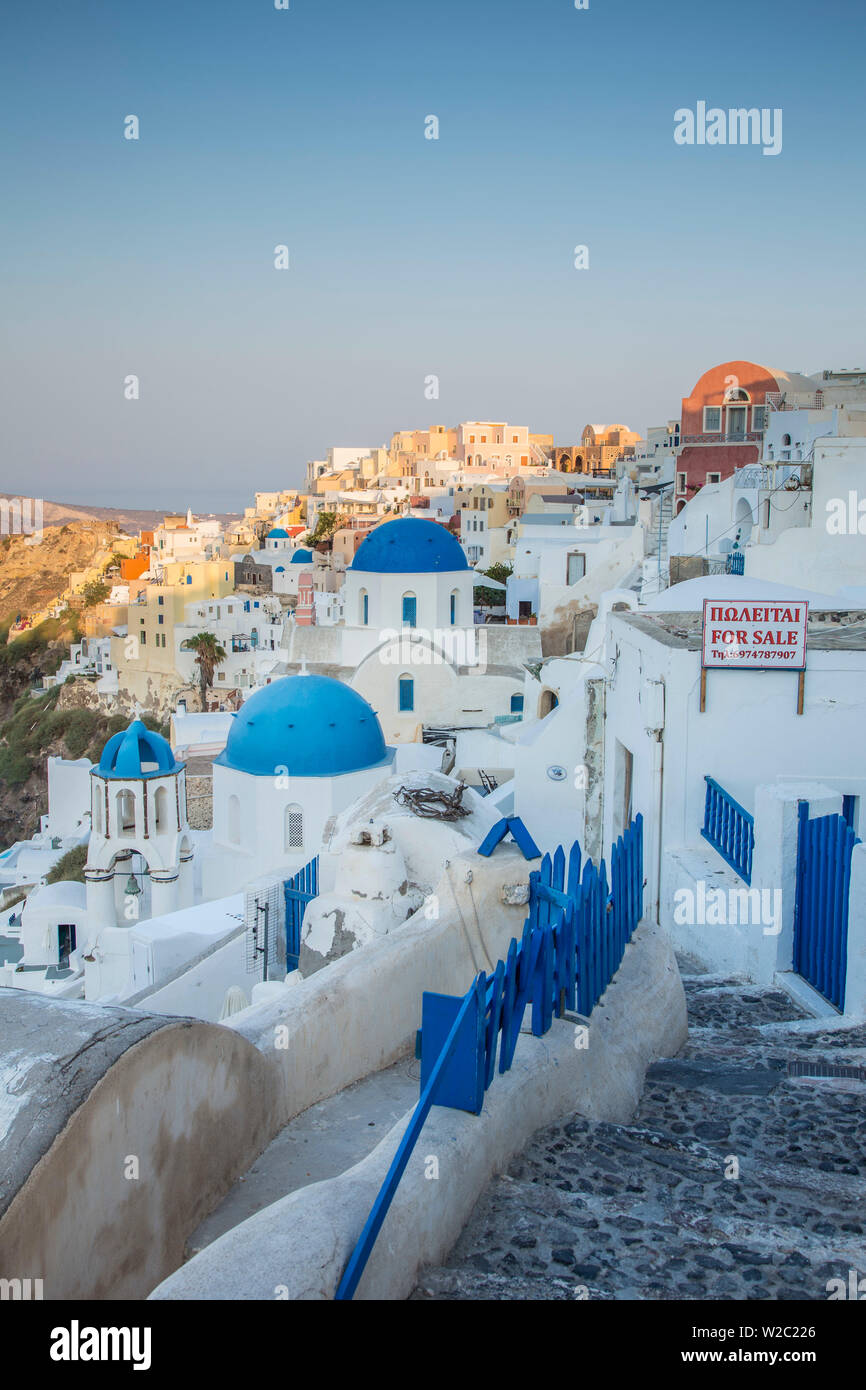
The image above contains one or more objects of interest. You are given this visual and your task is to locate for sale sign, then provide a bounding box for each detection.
[701,599,809,669]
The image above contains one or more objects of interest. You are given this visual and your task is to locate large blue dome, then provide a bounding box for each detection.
[350,519,468,574]
[215,674,390,778]
[96,720,181,780]
[290,548,313,564]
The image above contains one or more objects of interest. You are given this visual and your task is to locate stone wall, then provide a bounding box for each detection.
[185,774,213,829]
[0,989,278,1300]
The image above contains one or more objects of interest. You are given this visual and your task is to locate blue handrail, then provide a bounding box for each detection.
[334,815,644,1299]
[334,974,485,1301]
[701,776,754,883]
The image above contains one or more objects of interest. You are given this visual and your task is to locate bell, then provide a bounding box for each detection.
[125,874,142,897]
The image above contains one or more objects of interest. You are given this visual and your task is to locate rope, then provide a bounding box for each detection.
[392,783,471,820]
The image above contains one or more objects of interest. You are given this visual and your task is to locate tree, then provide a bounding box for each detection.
[303,511,343,547]
[473,562,512,609]
[81,579,110,608]
[180,632,227,709]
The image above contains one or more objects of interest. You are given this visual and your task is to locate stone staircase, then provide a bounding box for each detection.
[636,490,674,600]
[411,973,866,1300]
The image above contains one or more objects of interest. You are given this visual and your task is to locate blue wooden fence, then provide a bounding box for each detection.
[701,776,754,884]
[794,805,860,1011]
[726,550,745,575]
[335,814,644,1300]
[283,856,319,973]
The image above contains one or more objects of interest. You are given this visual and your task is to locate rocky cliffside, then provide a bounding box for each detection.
[0,520,124,628]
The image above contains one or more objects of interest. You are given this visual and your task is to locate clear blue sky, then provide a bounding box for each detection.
[1,0,864,509]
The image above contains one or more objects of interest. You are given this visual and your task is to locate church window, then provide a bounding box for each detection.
[398,676,414,712]
[360,589,369,625]
[117,789,136,836]
[450,590,458,625]
[402,593,417,627]
[285,804,304,851]
[154,785,169,832]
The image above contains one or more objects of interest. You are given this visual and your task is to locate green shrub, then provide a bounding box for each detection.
[45,844,88,884]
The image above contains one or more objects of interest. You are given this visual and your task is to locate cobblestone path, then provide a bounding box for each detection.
[411,972,866,1300]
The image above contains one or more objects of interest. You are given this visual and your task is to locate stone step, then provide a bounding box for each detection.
[410,985,866,1301]
[415,1166,865,1301]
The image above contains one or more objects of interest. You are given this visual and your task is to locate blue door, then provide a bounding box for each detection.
[794,803,860,1010]
[284,858,319,972]
[399,677,414,712]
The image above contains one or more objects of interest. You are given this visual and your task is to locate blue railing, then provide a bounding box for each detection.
[335,814,644,1300]
[701,776,754,884]
[726,550,745,575]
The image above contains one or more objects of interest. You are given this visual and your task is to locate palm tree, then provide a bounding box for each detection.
[180,632,227,709]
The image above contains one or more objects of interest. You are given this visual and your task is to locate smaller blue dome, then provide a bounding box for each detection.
[216,674,389,778]
[350,518,468,574]
[291,548,313,564]
[96,720,182,780]
[267,527,289,539]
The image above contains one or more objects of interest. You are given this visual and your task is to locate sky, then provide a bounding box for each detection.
[1,0,864,511]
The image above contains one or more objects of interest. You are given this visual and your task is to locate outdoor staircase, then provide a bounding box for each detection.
[411,972,866,1300]
[646,488,674,565]
[637,490,674,600]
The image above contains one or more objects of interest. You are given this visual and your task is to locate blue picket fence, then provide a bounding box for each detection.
[335,814,644,1300]
[283,856,319,972]
[701,776,754,884]
[794,805,860,1011]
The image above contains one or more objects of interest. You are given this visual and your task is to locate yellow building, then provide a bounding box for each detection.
[111,561,235,711]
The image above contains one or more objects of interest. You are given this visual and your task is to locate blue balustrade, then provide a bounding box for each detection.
[701,776,754,884]
[335,814,644,1299]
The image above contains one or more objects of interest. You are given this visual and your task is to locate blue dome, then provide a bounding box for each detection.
[215,674,390,778]
[267,527,289,539]
[96,720,181,780]
[290,548,313,564]
[350,519,468,574]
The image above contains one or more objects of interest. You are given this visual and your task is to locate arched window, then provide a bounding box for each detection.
[117,789,136,836]
[782,433,791,447]
[450,590,458,625]
[93,789,103,836]
[360,589,369,625]
[227,794,241,845]
[539,689,559,718]
[284,803,303,851]
[154,785,169,832]
[401,592,417,627]
[398,674,414,712]
[510,693,524,713]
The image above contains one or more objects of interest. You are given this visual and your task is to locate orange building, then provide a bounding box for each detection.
[674,361,816,513]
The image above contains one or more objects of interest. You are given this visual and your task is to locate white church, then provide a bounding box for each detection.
[281,517,542,741]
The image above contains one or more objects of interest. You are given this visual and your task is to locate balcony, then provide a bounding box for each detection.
[680,432,763,445]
